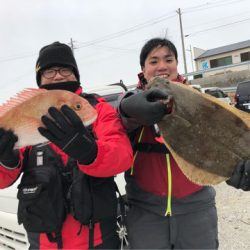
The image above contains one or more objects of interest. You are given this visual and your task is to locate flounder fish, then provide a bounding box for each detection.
[147,77,250,185]
[0,88,97,149]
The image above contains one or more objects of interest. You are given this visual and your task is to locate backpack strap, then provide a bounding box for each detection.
[88,220,95,249]
[47,231,63,249]
[130,126,169,154]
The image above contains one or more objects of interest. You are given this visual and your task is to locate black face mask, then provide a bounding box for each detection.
[40,81,81,92]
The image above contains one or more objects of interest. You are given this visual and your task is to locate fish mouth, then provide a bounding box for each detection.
[161,96,174,114]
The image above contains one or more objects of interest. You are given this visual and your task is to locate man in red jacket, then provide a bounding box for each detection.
[0,42,133,249]
[118,37,219,249]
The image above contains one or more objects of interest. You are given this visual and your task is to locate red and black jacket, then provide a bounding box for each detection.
[0,87,133,249]
[120,75,202,200]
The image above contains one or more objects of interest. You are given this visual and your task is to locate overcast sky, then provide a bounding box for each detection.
[1,0,250,103]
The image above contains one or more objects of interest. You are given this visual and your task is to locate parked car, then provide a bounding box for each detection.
[235,80,250,112]
[0,84,128,250]
[201,87,232,104]
[190,85,232,104]
[86,84,126,107]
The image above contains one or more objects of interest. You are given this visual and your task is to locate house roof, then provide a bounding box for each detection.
[195,40,250,60]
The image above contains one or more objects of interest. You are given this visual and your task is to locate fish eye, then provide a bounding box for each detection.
[74,102,82,110]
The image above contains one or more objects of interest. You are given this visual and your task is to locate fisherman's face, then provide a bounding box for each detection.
[142,46,178,82]
[40,66,77,86]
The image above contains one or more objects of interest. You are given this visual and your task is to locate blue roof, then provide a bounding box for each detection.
[195,40,250,60]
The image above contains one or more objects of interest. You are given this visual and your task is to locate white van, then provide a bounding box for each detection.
[0,182,28,249]
[0,84,128,250]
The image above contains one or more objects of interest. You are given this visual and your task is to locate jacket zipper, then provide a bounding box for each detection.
[165,153,172,216]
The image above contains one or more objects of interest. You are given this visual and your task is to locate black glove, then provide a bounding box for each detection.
[226,160,250,191]
[0,128,19,168]
[38,105,97,165]
[120,88,170,126]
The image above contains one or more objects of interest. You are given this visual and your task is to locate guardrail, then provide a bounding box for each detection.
[221,86,237,93]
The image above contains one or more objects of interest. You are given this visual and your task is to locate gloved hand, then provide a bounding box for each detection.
[120,88,171,126]
[226,160,250,191]
[0,128,19,168]
[38,105,97,165]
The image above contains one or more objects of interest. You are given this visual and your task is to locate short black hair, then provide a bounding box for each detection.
[140,38,178,68]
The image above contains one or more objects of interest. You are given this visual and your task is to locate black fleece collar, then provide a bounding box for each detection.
[40,81,81,92]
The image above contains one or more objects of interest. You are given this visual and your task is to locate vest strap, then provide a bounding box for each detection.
[47,231,63,249]
[88,220,95,249]
[133,142,169,154]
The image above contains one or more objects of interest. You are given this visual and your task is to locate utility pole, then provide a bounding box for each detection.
[176,8,187,74]
[69,38,76,54]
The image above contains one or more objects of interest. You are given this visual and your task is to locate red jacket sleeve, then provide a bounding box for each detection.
[78,101,133,177]
[0,148,25,189]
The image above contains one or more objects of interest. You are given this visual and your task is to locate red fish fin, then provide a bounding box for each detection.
[0,88,48,117]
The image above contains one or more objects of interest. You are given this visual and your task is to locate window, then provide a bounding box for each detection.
[240,52,250,62]
[194,74,203,79]
[210,56,232,68]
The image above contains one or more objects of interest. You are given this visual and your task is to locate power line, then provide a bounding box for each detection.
[75,41,138,53]
[185,10,250,30]
[183,0,248,14]
[2,0,250,63]
[75,39,146,64]
[0,52,37,63]
[185,17,250,37]
[1,12,177,62]
[76,12,176,49]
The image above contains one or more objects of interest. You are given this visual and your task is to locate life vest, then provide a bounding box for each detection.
[126,125,174,215]
[130,125,167,154]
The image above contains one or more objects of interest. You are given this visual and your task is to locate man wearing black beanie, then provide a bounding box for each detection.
[36,41,80,86]
[0,41,133,249]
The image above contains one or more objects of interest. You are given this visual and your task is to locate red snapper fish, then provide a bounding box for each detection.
[0,88,98,149]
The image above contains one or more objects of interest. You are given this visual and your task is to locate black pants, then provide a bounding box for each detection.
[127,205,219,249]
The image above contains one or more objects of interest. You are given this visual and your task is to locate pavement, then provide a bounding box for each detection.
[215,182,250,250]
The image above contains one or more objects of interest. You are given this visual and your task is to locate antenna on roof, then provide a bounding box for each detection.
[108,80,128,91]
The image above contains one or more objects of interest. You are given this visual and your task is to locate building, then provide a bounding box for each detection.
[193,40,250,78]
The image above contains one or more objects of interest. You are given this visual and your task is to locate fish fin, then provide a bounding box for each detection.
[162,139,227,185]
[0,88,48,117]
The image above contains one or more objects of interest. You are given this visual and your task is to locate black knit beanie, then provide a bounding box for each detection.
[35,41,80,86]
